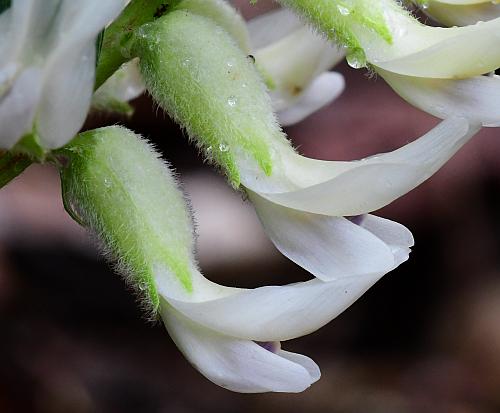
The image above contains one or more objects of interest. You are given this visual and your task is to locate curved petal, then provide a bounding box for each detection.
[162,270,386,342]
[252,117,479,216]
[378,69,500,127]
[159,264,385,342]
[370,16,500,78]
[358,214,414,266]
[248,190,399,281]
[35,0,127,147]
[255,23,345,113]
[36,42,95,148]
[416,0,500,26]
[248,8,303,49]
[92,58,145,114]
[0,67,42,148]
[162,304,319,393]
[278,71,345,126]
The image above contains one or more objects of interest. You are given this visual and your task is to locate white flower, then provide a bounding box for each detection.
[135,10,483,283]
[237,117,478,281]
[92,58,145,116]
[0,0,127,149]
[413,0,500,26]
[59,125,403,393]
[248,9,345,126]
[278,0,500,126]
[369,2,500,126]
[158,253,393,392]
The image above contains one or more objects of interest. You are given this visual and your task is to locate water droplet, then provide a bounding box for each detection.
[104,178,112,188]
[227,96,238,107]
[219,143,229,152]
[337,5,350,15]
[346,49,366,69]
[138,283,147,291]
[182,58,191,67]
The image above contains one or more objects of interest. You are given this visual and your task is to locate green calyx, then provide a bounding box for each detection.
[278,0,394,68]
[132,11,284,188]
[0,151,31,188]
[95,0,183,90]
[56,126,195,316]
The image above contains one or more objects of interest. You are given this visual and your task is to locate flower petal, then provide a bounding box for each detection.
[278,71,345,126]
[254,117,479,216]
[161,304,318,393]
[162,270,385,342]
[0,67,42,148]
[247,190,398,281]
[378,69,500,127]
[35,0,127,148]
[416,0,500,26]
[36,42,95,148]
[92,58,145,114]
[247,8,303,49]
[371,16,500,78]
[358,214,414,266]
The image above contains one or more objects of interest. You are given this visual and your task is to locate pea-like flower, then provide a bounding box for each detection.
[0,0,127,150]
[248,8,345,125]
[278,0,500,126]
[132,10,481,281]
[57,125,402,393]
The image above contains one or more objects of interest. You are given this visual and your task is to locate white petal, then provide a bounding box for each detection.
[255,23,344,113]
[278,350,321,382]
[254,117,479,216]
[418,0,500,26]
[35,0,127,147]
[278,72,345,126]
[36,43,95,148]
[358,214,414,267]
[378,69,500,127]
[92,58,145,112]
[247,8,303,49]
[247,190,398,280]
[162,271,385,342]
[162,304,318,393]
[0,67,42,148]
[370,16,500,78]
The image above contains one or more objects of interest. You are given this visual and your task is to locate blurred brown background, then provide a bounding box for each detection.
[1,1,500,412]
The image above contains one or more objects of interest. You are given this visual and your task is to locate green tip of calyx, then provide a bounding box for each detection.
[280,0,394,69]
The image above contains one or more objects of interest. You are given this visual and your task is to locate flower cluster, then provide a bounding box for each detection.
[0,0,498,393]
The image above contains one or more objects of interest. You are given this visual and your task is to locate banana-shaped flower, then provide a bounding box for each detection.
[57,125,402,393]
[131,10,480,281]
[278,0,500,127]
[0,0,127,150]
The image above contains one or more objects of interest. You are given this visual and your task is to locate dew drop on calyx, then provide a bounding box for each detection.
[337,5,350,15]
[227,96,238,106]
[219,143,229,152]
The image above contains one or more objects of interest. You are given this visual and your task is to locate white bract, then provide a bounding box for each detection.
[414,0,500,26]
[0,0,127,150]
[248,9,345,126]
